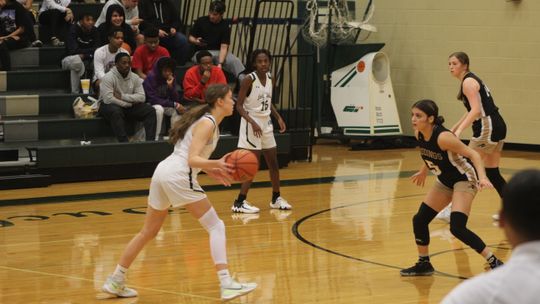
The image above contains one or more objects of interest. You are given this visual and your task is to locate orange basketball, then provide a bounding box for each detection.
[225,149,259,181]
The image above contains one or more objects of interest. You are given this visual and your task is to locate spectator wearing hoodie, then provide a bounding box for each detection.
[61,13,99,93]
[99,52,156,142]
[138,0,188,65]
[143,56,183,140]
[97,4,136,53]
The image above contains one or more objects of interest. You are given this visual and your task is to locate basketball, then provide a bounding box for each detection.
[225,149,259,181]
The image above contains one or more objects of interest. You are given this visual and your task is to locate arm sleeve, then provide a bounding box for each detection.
[220,22,231,45]
[182,68,205,100]
[65,25,79,56]
[93,48,106,80]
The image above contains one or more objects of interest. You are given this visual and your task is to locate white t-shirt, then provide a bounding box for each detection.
[92,45,128,81]
[442,241,540,304]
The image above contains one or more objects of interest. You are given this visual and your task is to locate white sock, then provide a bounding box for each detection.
[112,264,128,281]
[217,269,233,287]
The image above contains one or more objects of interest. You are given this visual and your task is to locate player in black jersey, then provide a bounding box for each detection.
[437,52,507,222]
[400,99,504,276]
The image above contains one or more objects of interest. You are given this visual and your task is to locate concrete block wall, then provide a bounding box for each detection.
[356,0,539,144]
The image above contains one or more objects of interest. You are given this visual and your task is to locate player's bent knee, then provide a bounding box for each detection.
[198,208,225,234]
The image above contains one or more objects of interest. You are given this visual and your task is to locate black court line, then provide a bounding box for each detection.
[291,195,511,280]
[0,168,517,207]
[0,170,418,206]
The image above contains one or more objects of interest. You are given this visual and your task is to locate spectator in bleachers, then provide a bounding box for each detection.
[99,52,156,142]
[188,1,244,79]
[132,26,169,79]
[183,50,226,107]
[143,56,182,140]
[92,26,128,94]
[16,0,42,46]
[138,0,187,65]
[61,12,99,93]
[38,0,73,46]
[95,0,142,44]
[97,4,136,54]
[0,0,30,71]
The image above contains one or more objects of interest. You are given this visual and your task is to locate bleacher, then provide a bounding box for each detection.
[0,0,312,190]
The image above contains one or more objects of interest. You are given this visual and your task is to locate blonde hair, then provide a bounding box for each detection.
[168,83,230,144]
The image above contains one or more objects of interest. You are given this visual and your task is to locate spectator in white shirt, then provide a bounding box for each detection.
[93,27,128,94]
[442,169,540,304]
[38,0,73,46]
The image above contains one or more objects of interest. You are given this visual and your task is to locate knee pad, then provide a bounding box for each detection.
[199,207,225,234]
[413,203,438,246]
[450,212,486,253]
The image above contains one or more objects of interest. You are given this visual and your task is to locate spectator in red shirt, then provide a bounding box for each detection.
[132,27,170,79]
[183,50,226,108]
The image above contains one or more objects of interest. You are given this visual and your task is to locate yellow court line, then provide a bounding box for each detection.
[0,265,219,301]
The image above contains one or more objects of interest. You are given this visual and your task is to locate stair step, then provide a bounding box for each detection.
[0,174,51,190]
[0,69,70,92]
[11,47,64,69]
[2,117,112,142]
[0,93,85,117]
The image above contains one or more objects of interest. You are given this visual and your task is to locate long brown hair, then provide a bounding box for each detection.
[449,51,470,100]
[168,83,230,144]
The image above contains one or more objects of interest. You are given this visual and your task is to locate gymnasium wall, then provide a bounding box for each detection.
[358,0,539,144]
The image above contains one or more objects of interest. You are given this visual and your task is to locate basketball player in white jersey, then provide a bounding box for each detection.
[101,84,257,301]
[231,49,292,213]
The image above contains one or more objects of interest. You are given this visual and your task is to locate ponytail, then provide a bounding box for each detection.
[168,104,211,144]
[434,116,445,126]
[168,83,231,144]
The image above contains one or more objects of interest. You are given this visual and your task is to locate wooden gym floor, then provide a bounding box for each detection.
[1,142,539,303]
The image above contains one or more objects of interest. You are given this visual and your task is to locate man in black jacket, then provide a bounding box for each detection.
[138,0,188,65]
[61,13,100,93]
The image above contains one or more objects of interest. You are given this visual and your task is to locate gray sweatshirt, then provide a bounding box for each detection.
[99,66,145,108]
